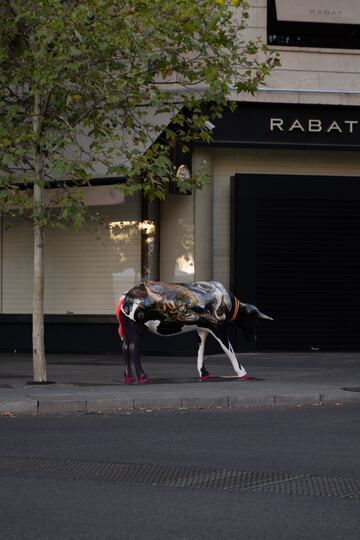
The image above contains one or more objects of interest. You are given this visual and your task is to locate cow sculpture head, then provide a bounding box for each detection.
[234,301,273,343]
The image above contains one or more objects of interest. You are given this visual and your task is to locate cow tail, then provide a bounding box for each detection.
[115,295,125,340]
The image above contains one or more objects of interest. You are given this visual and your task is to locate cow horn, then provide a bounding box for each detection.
[258,312,273,321]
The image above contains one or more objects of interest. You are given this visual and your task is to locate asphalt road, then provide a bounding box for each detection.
[1,405,360,540]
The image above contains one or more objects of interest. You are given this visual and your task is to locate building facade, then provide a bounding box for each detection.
[169,0,360,352]
[2,0,360,353]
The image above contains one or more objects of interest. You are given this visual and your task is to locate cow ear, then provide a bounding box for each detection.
[258,312,273,321]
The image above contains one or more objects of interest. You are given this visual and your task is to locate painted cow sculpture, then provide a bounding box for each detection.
[116,280,272,384]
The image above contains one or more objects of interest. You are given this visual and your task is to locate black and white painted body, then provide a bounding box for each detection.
[115,280,272,383]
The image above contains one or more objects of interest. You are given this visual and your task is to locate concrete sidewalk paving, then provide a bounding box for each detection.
[0,352,360,415]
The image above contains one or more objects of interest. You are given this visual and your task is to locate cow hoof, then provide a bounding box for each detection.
[238,374,249,380]
[124,375,136,384]
[200,374,211,381]
[137,377,150,384]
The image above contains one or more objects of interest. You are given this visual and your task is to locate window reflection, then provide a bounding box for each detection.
[176,254,195,275]
[109,220,156,241]
[110,219,157,297]
[174,218,194,280]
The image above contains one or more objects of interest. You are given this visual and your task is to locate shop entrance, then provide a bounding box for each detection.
[231,174,360,351]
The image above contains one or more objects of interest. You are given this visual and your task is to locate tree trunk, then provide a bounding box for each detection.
[32,185,46,382]
[32,94,47,382]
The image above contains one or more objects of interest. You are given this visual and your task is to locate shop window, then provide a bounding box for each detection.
[268,0,360,49]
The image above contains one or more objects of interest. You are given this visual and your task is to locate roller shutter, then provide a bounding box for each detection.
[1,198,141,315]
[231,174,360,351]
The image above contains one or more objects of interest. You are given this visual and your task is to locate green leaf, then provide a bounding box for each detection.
[0,0,277,207]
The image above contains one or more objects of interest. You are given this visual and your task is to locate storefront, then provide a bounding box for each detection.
[2,101,360,354]
[0,184,153,353]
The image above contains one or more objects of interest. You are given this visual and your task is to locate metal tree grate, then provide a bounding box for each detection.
[0,456,359,500]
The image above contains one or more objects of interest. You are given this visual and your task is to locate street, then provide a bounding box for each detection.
[1,405,359,539]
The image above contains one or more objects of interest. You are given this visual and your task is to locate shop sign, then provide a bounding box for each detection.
[208,103,360,149]
[270,118,360,133]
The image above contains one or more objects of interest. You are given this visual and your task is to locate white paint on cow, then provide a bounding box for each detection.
[120,300,141,321]
[145,321,198,336]
[145,320,247,378]
[205,329,247,378]
[144,320,162,333]
[126,299,141,321]
[196,329,208,377]
[211,282,232,322]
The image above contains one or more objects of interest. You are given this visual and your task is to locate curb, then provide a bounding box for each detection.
[1,392,360,416]
[0,399,38,416]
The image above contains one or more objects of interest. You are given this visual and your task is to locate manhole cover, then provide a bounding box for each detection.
[342,387,360,392]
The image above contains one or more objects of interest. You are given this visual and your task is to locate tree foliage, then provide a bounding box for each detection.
[0,0,279,219]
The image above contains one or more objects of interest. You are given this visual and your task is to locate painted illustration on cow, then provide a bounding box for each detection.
[115,280,273,384]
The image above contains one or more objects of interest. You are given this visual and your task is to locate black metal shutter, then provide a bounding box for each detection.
[231,174,360,351]
[256,198,360,350]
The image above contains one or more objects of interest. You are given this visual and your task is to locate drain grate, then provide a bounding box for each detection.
[342,387,360,392]
[0,456,359,500]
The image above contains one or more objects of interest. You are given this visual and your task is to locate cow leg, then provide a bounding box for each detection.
[206,329,248,379]
[122,316,148,384]
[197,329,210,380]
[130,333,149,383]
[122,334,135,384]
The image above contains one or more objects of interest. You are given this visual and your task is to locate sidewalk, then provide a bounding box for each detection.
[0,352,360,415]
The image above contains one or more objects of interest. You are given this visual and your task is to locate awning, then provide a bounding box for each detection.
[275,0,360,25]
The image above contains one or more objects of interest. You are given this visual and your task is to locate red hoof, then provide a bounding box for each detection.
[238,374,249,381]
[200,374,211,381]
[124,375,136,384]
[137,377,150,384]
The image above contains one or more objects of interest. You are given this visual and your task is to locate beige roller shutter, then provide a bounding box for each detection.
[2,195,141,314]
[2,216,33,313]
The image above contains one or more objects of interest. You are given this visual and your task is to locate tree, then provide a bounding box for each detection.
[0,0,280,382]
